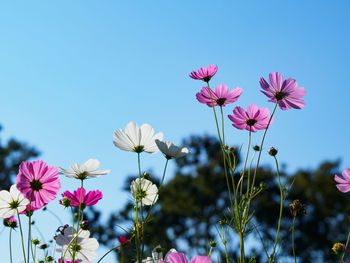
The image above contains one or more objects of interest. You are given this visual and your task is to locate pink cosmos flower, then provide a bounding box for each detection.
[60,188,102,209]
[117,235,131,246]
[189,64,218,82]
[334,169,350,193]
[259,72,306,110]
[160,252,212,263]
[196,84,242,107]
[16,160,61,209]
[57,259,81,263]
[228,104,273,132]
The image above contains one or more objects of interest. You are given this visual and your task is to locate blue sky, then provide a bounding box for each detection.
[0,1,349,262]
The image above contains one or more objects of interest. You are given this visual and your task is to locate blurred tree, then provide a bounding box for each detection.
[0,124,40,190]
[87,135,348,263]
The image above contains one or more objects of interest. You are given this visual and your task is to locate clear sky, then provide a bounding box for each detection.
[0,1,349,262]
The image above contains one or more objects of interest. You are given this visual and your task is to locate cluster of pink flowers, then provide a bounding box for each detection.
[190,65,306,134]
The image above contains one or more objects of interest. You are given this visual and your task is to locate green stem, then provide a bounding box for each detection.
[144,159,169,222]
[237,131,251,196]
[341,230,350,263]
[97,239,133,263]
[271,156,283,259]
[220,106,225,146]
[239,232,245,263]
[291,215,297,263]
[34,244,37,263]
[244,102,278,227]
[9,228,13,263]
[27,194,33,263]
[17,210,27,263]
[222,225,229,263]
[72,180,84,263]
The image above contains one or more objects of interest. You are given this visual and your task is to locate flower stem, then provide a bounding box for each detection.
[72,180,84,263]
[291,215,297,263]
[237,131,251,196]
[27,195,33,263]
[222,225,229,263]
[341,230,350,263]
[17,210,27,263]
[271,156,283,259]
[239,232,245,263]
[244,102,278,227]
[9,228,13,263]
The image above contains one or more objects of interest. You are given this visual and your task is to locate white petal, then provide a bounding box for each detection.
[144,132,163,153]
[70,163,84,174]
[140,124,155,146]
[0,190,12,204]
[87,169,110,177]
[125,122,141,146]
[83,159,100,172]
[113,129,135,151]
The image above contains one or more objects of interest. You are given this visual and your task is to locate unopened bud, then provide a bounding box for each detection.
[80,220,89,230]
[253,145,260,151]
[3,217,18,229]
[332,242,346,255]
[289,200,306,217]
[143,172,151,180]
[223,145,229,151]
[60,197,71,208]
[210,241,217,247]
[39,244,48,250]
[32,239,40,245]
[219,219,227,226]
[268,147,278,156]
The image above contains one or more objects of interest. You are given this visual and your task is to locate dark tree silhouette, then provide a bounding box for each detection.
[0,125,40,190]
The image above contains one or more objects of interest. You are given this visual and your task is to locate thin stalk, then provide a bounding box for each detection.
[271,156,283,259]
[244,102,278,227]
[222,225,229,263]
[246,151,257,197]
[9,228,13,263]
[341,230,350,263]
[237,131,251,196]
[27,195,33,263]
[72,180,84,263]
[144,159,169,222]
[17,210,27,263]
[34,244,37,263]
[291,215,297,263]
[97,238,134,263]
[239,232,245,263]
[220,106,225,146]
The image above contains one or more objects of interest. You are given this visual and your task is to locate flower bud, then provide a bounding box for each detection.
[3,216,18,229]
[219,219,227,226]
[289,200,306,217]
[143,172,151,180]
[268,147,278,156]
[332,242,346,255]
[45,256,54,262]
[253,145,260,151]
[80,220,89,230]
[39,244,48,250]
[229,147,235,152]
[209,241,217,247]
[60,197,71,208]
[32,239,40,245]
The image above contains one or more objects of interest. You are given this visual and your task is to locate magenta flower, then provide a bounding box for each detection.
[189,64,218,82]
[334,169,350,193]
[3,216,18,228]
[196,84,242,107]
[161,252,212,263]
[19,202,42,215]
[60,188,102,209]
[16,160,61,209]
[259,72,306,110]
[117,235,131,247]
[228,104,273,132]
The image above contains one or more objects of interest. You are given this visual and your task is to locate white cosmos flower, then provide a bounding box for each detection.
[58,159,110,180]
[113,122,163,153]
[155,140,189,159]
[56,226,99,263]
[138,245,177,263]
[0,184,29,218]
[130,178,158,206]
